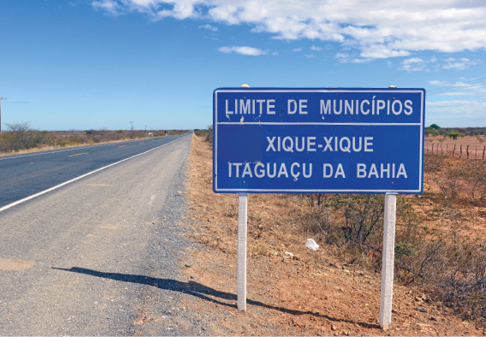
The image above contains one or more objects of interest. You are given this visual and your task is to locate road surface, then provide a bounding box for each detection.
[0,134,186,208]
[0,133,202,335]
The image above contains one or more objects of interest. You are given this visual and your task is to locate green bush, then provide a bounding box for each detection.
[446,131,463,140]
[425,127,440,136]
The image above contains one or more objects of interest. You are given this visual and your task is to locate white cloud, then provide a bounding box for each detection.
[351,58,373,63]
[91,0,486,60]
[443,58,478,70]
[429,80,450,86]
[292,48,302,52]
[400,57,427,71]
[218,46,267,56]
[311,45,322,51]
[199,24,217,31]
[400,56,440,71]
[335,52,350,63]
[91,0,122,14]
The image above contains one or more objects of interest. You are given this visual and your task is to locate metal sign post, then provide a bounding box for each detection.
[237,84,250,311]
[379,192,397,330]
[237,192,248,311]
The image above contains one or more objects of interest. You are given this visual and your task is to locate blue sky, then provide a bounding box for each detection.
[1,0,485,131]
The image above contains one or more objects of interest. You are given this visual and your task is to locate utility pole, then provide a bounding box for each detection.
[130,121,134,131]
[144,125,147,132]
[0,97,6,132]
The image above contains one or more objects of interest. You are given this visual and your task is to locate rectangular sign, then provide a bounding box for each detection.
[213,88,425,194]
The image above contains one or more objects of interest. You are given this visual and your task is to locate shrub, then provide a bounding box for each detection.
[301,194,416,258]
[205,125,213,144]
[0,122,51,152]
[433,162,465,201]
[424,153,444,173]
[463,160,486,201]
[425,127,440,136]
[446,131,463,140]
[301,192,486,324]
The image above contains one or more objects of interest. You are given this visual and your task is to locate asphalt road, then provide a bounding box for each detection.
[0,134,186,208]
[0,133,201,335]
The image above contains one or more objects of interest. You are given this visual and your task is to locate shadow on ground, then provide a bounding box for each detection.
[53,266,378,329]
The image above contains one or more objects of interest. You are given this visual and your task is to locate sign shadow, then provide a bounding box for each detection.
[52,266,379,329]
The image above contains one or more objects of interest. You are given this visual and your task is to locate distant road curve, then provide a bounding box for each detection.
[0,134,189,209]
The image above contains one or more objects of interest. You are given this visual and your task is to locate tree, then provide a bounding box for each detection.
[425,127,439,136]
[429,124,441,130]
[0,122,51,152]
[446,131,462,140]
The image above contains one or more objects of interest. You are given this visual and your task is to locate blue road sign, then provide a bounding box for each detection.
[213,88,425,194]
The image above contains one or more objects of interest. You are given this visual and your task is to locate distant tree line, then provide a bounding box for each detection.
[0,122,188,154]
[425,124,486,140]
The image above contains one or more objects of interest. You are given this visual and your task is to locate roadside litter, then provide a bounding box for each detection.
[305,238,319,251]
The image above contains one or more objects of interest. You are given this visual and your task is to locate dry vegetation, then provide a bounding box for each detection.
[0,122,188,156]
[181,132,486,335]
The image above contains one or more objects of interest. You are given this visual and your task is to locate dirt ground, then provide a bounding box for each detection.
[179,134,485,336]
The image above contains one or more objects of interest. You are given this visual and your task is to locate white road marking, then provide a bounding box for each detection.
[0,138,181,213]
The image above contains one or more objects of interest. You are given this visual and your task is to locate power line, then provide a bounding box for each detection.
[427,101,486,109]
[428,77,486,95]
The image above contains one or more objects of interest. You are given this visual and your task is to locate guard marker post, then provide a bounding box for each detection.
[379,192,397,330]
[237,192,248,311]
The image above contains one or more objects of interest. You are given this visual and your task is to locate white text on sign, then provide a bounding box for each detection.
[225,99,414,116]
[266,136,374,153]
[227,162,408,181]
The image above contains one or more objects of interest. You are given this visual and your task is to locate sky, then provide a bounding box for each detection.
[1,0,486,131]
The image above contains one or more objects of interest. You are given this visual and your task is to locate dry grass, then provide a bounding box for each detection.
[186,134,344,265]
[0,137,149,157]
